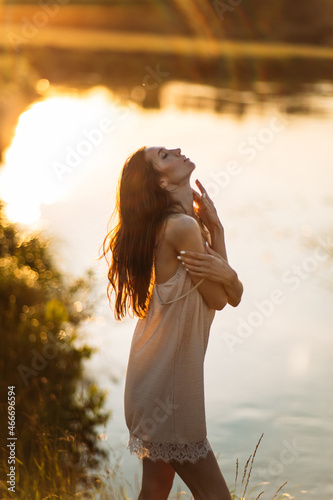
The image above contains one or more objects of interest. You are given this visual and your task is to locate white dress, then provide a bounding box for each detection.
[124,261,215,463]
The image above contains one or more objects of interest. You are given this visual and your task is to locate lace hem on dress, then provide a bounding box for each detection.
[127,435,212,464]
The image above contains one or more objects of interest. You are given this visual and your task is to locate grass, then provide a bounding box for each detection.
[165,433,295,500]
[0,433,295,500]
[229,434,292,500]
[86,433,296,500]
[1,428,296,499]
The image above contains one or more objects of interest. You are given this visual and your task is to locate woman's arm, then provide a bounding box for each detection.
[165,214,228,311]
[188,180,243,307]
[178,245,243,307]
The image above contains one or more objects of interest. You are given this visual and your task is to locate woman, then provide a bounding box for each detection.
[101,146,243,500]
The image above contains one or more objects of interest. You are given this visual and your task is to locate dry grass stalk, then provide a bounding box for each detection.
[241,433,264,499]
[234,457,239,495]
[240,454,252,493]
[254,492,264,500]
[272,481,288,500]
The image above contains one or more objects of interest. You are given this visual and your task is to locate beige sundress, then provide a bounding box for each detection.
[124,260,215,463]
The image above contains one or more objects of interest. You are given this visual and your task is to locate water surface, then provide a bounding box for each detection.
[1,86,332,498]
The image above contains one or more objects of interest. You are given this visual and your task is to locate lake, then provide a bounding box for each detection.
[1,83,332,499]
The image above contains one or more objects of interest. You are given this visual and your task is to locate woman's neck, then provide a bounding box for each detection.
[170,182,194,216]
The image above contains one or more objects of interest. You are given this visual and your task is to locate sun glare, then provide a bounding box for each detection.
[0,86,123,226]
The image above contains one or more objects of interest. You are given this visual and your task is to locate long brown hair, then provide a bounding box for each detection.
[100,147,184,320]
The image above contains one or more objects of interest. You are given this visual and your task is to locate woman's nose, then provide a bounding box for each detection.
[175,148,181,155]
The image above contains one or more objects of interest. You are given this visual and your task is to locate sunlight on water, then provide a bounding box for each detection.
[0,86,128,225]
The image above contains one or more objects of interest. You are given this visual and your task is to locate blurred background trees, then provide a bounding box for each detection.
[0,200,110,497]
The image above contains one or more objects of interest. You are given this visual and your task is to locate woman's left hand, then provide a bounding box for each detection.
[178,244,237,286]
[192,179,221,230]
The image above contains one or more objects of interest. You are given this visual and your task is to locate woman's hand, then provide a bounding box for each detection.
[192,179,221,231]
[178,244,243,307]
[178,244,236,286]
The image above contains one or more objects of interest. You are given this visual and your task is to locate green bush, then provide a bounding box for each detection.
[0,200,110,498]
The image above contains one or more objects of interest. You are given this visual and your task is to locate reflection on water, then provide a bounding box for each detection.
[2,47,333,162]
[160,79,333,116]
[1,85,333,498]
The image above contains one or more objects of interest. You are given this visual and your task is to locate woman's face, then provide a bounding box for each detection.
[145,147,195,190]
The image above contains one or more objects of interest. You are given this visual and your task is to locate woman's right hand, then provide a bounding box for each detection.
[178,244,237,286]
[178,245,243,307]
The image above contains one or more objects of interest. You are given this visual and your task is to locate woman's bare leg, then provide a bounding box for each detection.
[138,458,175,500]
[170,450,231,500]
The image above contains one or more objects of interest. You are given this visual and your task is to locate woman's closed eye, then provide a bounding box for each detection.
[162,151,168,159]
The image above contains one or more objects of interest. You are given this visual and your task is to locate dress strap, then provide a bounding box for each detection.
[155,277,205,305]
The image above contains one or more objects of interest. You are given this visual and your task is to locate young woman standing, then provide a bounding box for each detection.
[102,146,243,500]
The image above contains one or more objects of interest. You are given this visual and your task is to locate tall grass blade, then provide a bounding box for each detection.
[234,457,239,496]
[272,481,288,500]
[242,433,264,499]
[240,454,252,493]
[254,492,264,500]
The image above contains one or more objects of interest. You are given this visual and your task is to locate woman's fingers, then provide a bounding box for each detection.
[179,249,220,261]
[194,180,209,203]
[205,245,222,259]
[181,260,211,276]
[185,268,207,277]
[179,250,210,260]
[178,255,208,268]
[192,189,201,202]
[193,182,216,220]
[195,179,214,204]
[177,252,217,276]
[195,179,207,195]
[178,250,228,283]
[182,259,222,282]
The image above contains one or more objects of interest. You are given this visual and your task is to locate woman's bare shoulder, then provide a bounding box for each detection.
[164,213,201,243]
